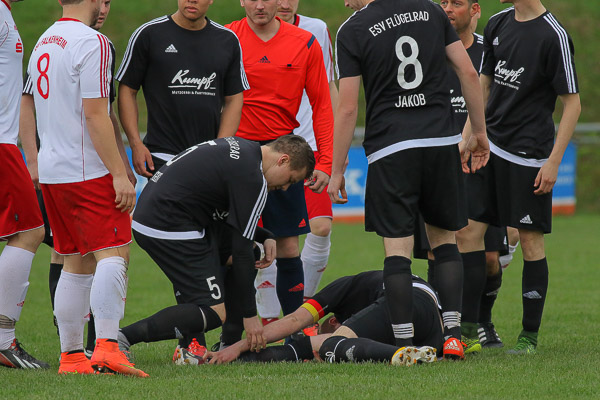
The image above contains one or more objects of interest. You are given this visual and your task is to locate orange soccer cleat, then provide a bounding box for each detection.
[91,339,148,378]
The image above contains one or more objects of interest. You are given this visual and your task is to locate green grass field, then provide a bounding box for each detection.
[2,215,599,399]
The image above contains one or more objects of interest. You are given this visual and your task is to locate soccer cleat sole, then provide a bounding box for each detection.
[391,346,437,366]
[92,362,149,378]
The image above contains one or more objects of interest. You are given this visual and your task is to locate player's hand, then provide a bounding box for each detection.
[113,175,136,213]
[462,133,490,173]
[131,143,154,178]
[205,346,242,365]
[256,238,276,269]
[327,173,347,204]
[534,159,559,195]
[306,169,330,193]
[26,160,40,190]
[243,316,267,352]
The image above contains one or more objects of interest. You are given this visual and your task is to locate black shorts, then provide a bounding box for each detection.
[133,226,225,306]
[36,189,54,248]
[344,290,444,353]
[261,180,310,238]
[475,153,552,234]
[365,145,467,238]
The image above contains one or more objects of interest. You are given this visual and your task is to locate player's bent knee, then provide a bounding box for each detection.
[309,218,332,237]
[210,303,226,324]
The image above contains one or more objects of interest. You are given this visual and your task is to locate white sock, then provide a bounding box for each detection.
[301,232,331,299]
[255,260,281,319]
[90,257,128,340]
[0,246,34,349]
[500,241,520,269]
[54,271,93,352]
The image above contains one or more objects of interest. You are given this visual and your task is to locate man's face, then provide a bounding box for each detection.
[89,0,102,28]
[241,0,279,26]
[344,0,365,11]
[178,0,213,22]
[265,156,307,192]
[440,0,478,34]
[93,0,111,30]
[277,0,299,24]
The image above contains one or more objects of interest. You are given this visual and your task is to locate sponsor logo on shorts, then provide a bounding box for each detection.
[520,215,533,225]
[523,291,542,299]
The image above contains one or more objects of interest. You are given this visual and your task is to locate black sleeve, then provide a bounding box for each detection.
[545,31,578,95]
[335,21,362,79]
[226,172,267,240]
[224,34,249,96]
[310,275,355,313]
[253,226,275,244]
[115,25,150,89]
[231,232,258,318]
[480,19,496,77]
[109,42,116,104]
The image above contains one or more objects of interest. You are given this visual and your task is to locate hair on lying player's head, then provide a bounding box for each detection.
[318,315,341,334]
[267,135,315,179]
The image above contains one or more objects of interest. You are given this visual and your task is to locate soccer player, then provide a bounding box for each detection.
[20,0,135,355]
[117,0,248,177]
[329,0,488,359]
[28,0,146,376]
[0,0,49,370]
[463,0,580,354]
[438,0,506,350]
[207,271,441,365]
[226,0,334,322]
[254,0,339,335]
[116,135,315,357]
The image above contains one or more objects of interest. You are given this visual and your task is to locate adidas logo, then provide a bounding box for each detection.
[298,219,306,228]
[523,291,543,299]
[257,280,275,289]
[520,215,533,225]
[493,37,499,46]
[258,56,270,63]
[444,339,461,352]
[289,283,304,292]
[165,44,178,53]
[175,291,181,296]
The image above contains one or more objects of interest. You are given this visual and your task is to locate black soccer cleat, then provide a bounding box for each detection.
[0,339,50,369]
[478,322,504,348]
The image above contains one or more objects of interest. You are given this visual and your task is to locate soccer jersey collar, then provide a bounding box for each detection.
[245,16,285,44]
[1,0,11,11]
[58,17,84,23]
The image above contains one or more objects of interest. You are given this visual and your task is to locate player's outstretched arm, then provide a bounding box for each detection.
[217,92,243,138]
[534,93,581,195]
[84,97,136,213]
[447,41,488,173]
[118,83,153,177]
[328,76,359,204]
[19,94,40,189]
[110,104,136,186]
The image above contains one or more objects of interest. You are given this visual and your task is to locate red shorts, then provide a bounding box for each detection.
[0,144,44,239]
[40,174,131,256]
[305,151,332,220]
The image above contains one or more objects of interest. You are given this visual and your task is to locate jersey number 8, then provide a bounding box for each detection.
[37,53,50,99]
[395,36,423,90]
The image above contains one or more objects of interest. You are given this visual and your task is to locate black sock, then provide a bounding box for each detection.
[479,267,502,323]
[121,304,222,345]
[238,337,313,363]
[276,257,304,316]
[427,259,436,289]
[461,251,486,327]
[319,336,398,363]
[522,258,548,333]
[432,244,463,340]
[49,263,63,309]
[383,256,413,347]
[86,314,96,351]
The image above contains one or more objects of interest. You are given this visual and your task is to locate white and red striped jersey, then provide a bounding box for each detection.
[292,14,335,151]
[0,0,24,145]
[28,18,112,184]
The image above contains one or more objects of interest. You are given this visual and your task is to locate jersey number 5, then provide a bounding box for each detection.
[206,276,222,300]
[395,36,423,90]
[37,53,50,99]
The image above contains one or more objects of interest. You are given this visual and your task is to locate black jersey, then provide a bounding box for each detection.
[304,271,438,323]
[335,0,460,162]
[448,33,484,131]
[481,7,578,162]
[132,137,267,240]
[116,16,249,156]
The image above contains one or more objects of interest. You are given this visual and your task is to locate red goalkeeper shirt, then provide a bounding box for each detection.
[226,17,333,175]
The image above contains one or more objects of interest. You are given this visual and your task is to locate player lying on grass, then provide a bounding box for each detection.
[204,270,445,366]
